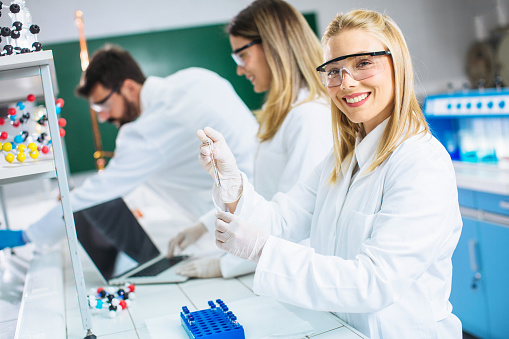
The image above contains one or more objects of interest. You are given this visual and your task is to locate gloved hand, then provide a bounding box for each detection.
[197,127,243,203]
[215,211,268,263]
[0,230,27,250]
[167,222,207,258]
[175,257,222,278]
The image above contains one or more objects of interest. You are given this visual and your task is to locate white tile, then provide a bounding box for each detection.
[78,328,140,339]
[280,303,345,337]
[143,313,189,339]
[236,273,254,291]
[128,283,191,330]
[136,326,152,339]
[15,250,66,339]
[311,325,366,338]
[0,319,17,338]
[66,305,135,339]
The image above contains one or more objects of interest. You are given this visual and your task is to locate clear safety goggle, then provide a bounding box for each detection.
[89,85,119,113]
[231,39,262,67]
[316,51,391,88]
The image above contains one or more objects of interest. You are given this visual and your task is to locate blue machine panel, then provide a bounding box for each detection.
[423,88,509,118]
[423,88,509,163]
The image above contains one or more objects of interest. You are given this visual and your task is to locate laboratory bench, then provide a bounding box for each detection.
[4,187,367,339]
[451,161,509,339]
[6,160,509,338]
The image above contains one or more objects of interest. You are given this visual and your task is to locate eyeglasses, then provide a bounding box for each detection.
[316,51,391,88]
[90,85,119,112]
[231,39,262,67]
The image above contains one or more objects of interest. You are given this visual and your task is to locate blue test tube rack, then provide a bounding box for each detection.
[180,299,245,339]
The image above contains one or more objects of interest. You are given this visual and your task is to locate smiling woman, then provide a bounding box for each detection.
[195,8,464,339]
[322,29,395,135]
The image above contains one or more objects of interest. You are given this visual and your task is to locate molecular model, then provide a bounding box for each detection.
[0,0,41,56]
[87,284,136,318]
[0,93,66,164]
[180,299,245,339]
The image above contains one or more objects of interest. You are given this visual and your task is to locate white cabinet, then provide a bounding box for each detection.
[0,51,95,338]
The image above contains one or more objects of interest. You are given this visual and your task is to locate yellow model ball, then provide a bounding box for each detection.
[5,153,14,163]
[17,144,26,152]
[16,152,26,162]
[29,150,39,159]
[2,142,12,152]
[28,143,37,152]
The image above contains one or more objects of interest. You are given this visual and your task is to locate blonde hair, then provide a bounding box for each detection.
[322,10,428,183]
[229,0,327,141]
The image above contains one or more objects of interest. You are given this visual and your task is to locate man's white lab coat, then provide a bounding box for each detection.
[27,68,258,247]
[219,88,333,278]
[233,119,463,338]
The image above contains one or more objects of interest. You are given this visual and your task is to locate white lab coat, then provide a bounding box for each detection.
[26,68,258,247]
[232,119,463,338]
[219,88,332,278]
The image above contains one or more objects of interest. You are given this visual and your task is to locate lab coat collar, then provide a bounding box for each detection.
[354,118,390,172]
[139,76,164,116]
[292,86,327,108]
[294,87,309,106]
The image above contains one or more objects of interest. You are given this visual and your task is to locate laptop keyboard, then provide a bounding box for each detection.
[130,255,189,277]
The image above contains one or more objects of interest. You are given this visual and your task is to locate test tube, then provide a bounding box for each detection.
[207,139,221,187]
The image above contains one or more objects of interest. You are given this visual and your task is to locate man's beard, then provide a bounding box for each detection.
[107,95,140,127]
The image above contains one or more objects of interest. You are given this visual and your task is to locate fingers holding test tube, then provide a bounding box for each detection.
[198,133,221,187]
[197,127,243,204]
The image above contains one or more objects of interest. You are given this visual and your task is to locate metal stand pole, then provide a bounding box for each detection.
[40,63,95,338]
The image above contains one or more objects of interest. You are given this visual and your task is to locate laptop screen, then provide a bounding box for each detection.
[74,198,160,281]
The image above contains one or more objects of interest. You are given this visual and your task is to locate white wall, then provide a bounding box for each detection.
[23,0,505,97]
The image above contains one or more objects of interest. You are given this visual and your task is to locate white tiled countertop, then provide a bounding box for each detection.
[453,161,509,195]
[11,185,367,339]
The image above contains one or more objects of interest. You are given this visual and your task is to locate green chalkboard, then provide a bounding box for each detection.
[45,13,318,174]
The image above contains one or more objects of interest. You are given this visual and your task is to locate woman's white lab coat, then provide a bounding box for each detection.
[233,119,463,338]
[219,88,332,278]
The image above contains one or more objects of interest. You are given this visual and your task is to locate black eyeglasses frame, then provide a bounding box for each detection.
[316,51,392,72]
[232,39,262,55]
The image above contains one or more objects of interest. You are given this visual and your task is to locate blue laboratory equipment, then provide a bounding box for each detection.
[423,88,509,164]
[180,299,245,339]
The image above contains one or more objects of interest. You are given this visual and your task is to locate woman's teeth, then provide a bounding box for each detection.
[346,93,368,104]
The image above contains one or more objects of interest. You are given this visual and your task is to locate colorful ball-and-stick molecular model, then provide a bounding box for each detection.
[0,93,66,164]
[87,284,136,318]
[0,0,42,56]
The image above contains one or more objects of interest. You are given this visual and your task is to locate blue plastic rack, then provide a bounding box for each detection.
[180,299,245,339]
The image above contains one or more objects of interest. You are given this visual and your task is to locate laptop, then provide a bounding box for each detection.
[74,197,191,285]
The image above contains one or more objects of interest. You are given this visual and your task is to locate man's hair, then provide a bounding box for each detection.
[75,44,146,97]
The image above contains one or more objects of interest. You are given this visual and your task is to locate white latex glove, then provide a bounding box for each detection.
[175,257,222,278]
[167,222,207,258]
[197,127,243,203]
[215,211,269,263]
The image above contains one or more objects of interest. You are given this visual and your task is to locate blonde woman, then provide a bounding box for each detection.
[197,9,463,339]
[168,0,332,279]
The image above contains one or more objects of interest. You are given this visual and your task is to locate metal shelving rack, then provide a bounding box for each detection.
[0,50,95,338]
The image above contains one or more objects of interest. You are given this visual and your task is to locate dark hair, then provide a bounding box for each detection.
[75,44,146,97]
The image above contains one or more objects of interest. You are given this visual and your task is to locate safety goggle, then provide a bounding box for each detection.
[89,85,119,113]
[316,51,391,88]
[231,39,262,67]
